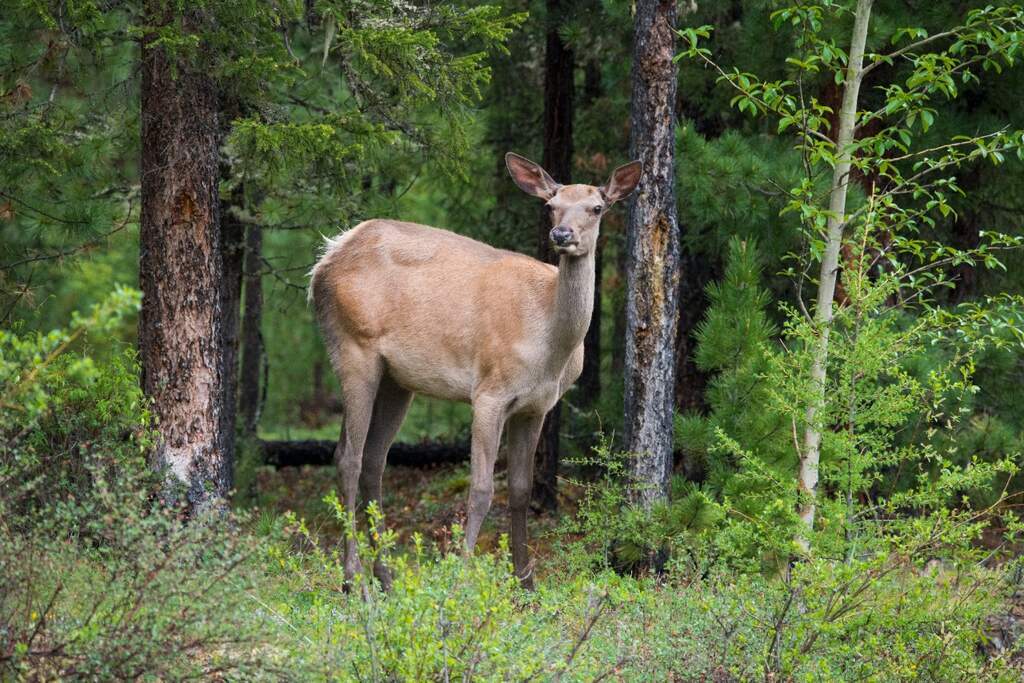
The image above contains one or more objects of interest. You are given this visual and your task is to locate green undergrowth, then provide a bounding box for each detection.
[3,290,1023,681]
[249,499,1024,681]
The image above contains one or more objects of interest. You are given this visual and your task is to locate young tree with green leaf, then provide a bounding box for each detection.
[680,1,1024,551]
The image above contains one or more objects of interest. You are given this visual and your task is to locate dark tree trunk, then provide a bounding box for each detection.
[611,235,628,378]
[239,221,264,435]
[951,169,981,303]
[579,240,602,406]
[139,4,230,513]
[218,91,245,477]
[674,248,715,414]
[625,0,680,508]
[532,0,575,513]
[535,4,574,256]
[220,183,244,483]
[951,209,980,303]
[578,59,604,408]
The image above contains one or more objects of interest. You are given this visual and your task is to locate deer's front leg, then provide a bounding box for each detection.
[506,412,545,588]
[464,397,505,552]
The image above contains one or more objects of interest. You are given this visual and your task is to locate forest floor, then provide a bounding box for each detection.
[249,459,578,578]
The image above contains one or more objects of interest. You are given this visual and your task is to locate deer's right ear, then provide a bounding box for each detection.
[505,152,561,200]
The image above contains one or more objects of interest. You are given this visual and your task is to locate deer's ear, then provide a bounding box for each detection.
[505,152,560,200]
[600,161,643,204]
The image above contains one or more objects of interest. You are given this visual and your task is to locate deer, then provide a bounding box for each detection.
[308,152,642,589]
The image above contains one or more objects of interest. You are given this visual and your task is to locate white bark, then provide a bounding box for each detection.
[798,0,874,549]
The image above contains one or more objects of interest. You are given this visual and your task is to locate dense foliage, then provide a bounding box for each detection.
[4,0,1024,678]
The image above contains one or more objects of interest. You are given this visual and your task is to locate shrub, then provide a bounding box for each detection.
[261,493,638,680]
[0,289,273,679]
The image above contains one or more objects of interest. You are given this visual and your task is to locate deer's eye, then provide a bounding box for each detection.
[592,205,603,215]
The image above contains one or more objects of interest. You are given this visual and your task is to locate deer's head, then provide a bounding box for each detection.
[505,152,642,257]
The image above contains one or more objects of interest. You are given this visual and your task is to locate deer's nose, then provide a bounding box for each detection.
[550,226,574,245]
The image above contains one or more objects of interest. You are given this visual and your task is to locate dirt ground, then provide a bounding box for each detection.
[252,460,574,567]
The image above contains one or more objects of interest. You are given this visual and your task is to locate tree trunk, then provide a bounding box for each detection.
[579,240,602,407]
[674,248,715,414]
[624,0,680,509]
[532,0,575,513]
[220,181,244,483]
[239,221,264,435]
[611,236,628,378]
[951,168,981,304]
[798,0,873,549]
[578,59,604,409]
[139,4,230,513]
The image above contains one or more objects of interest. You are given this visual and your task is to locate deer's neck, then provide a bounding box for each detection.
[549,251,595,354]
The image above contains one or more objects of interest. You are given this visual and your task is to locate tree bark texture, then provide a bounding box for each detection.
[139,5,230,513]
[798,0,873,547]
[532,0,575,513]
[624,0,680,508]
[219,188,244,486]
[239,222,264,435]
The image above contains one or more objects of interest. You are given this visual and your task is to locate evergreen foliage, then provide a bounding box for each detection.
[676,238,790,495]
[4,0,1024,675]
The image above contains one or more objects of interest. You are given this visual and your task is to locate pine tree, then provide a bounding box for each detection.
[675,238,789,498]
[137,2,230,510]
[2,0,524,512]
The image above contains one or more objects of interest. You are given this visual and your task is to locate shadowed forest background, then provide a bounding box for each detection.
[5,0,1024,679]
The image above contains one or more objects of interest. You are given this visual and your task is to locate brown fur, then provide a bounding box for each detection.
[309,154,642,588]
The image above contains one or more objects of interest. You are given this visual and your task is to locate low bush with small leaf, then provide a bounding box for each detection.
[1,289,273,680]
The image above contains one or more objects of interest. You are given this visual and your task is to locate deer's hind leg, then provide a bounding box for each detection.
[334,343,384,585]
[359,373,413,589]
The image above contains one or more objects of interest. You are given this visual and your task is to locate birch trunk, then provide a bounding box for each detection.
[798,0,873,547]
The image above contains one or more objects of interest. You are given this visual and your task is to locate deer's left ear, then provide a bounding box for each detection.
[600,161,643,204]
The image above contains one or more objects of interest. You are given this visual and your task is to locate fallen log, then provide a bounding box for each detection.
[261,439,470,468]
